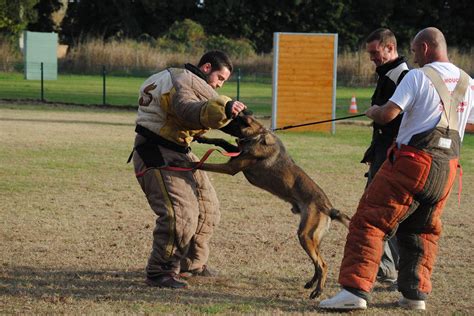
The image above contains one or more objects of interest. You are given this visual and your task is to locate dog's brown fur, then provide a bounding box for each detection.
[173,112,351,298]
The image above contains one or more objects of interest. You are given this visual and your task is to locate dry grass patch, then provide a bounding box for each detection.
[1,104,473,314]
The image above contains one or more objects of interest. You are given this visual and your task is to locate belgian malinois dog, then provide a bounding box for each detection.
[173,111,351,298]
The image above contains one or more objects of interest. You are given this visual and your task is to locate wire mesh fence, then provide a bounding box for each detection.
[0,59,378,120]
[0,61,276,117]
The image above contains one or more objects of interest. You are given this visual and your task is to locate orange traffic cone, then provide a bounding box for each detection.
[349,95,358,113]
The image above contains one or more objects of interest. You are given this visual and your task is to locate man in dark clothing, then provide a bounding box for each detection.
[361,28,409,284]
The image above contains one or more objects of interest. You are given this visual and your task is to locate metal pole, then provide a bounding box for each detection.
[40,62,44,102]
[102,65,106,105]
[236,68,241,101]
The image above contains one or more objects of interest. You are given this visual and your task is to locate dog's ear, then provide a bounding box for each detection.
[237,109,253,126]
[263,133,276,145]
[242,109,253,116]
[242,115,253,126]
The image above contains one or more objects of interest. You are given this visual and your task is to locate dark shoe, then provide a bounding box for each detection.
[145,273,188,289]
[180,265,219,278]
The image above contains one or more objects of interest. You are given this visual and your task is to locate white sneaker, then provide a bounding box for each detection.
[319,289,367,310]
[398,296,426,310]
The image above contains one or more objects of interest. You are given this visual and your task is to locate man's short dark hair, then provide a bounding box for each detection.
[198,51,233,73]
[366,28,397,48]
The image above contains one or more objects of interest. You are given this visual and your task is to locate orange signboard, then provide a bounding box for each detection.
[272,33,338,132]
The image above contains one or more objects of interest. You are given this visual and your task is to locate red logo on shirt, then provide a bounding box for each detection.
[458,101,466,113]
[444,78,459,84]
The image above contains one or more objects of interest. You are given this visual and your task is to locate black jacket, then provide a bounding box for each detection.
[362,57,409,163]
[371,56,409,139]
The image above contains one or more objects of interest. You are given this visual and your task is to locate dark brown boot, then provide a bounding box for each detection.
[145,273,188,289]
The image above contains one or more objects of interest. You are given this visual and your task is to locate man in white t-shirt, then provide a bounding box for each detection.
[319,27,474,311]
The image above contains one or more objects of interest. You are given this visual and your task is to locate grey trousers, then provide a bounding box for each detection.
[378,236,399,280]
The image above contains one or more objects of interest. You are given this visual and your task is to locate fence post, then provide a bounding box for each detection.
[40,62,44,102]
[102,65,107,105]
[236,68,241,101]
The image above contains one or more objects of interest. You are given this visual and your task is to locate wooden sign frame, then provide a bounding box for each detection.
[271,32,338,133]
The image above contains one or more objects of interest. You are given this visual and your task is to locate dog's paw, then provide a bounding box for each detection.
[309,288,322,299]
[304,279,315,289]
[194,136,205,143]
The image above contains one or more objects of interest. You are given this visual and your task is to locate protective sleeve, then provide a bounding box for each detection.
[200,96,234,129]
[169,72,233,130]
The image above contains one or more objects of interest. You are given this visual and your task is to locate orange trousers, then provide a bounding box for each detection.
[339,145,458,300]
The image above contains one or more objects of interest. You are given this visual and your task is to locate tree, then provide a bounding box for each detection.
[352,0,474,52]
[428,0,474,51]
[61,0,142,44]
[134,0,200,38]
[28,0,63,32]
[61,0,200,45]
[195,0,352,52]
[155,19,206,54]
[57,0,473,53]
[0,0,39,39]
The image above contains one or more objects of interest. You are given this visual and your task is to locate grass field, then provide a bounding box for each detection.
[1,102,473,314]
[0,72,373,118]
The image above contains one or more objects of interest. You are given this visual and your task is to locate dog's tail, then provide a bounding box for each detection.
[328,208,351,228]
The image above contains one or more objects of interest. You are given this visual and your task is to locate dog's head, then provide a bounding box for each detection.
[220,109,267,138]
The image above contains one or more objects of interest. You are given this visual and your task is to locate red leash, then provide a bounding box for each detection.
[136,148,240,177]
[457,163,463,207]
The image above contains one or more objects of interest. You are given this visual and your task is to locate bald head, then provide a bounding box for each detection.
[414,27,447,52]
[411,27,449,66]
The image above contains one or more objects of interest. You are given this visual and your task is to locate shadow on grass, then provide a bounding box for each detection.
[0,265,317,312]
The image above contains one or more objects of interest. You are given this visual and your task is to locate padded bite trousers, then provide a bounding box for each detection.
[340,145,458,300]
